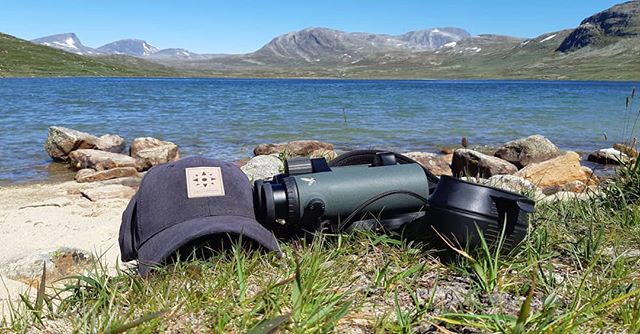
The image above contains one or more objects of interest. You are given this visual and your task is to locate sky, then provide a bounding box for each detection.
[0,0,627,54]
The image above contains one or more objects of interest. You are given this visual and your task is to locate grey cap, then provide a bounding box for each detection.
[119,156,280,276]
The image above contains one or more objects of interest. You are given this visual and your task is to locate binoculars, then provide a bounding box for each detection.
[254,151,534,251]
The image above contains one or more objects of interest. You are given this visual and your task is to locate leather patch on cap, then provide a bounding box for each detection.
[185,167,225,198]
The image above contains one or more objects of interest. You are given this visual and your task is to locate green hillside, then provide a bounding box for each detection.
[0,33,178,77]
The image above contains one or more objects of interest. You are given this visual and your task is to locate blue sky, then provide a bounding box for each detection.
[0,0,625,54]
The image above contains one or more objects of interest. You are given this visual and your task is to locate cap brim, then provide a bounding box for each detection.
[136,215,280,276]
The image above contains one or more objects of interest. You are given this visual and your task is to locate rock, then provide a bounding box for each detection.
[44,126,98,160]
[494,135,561,169]
[75,169,95,181]
[98,175,144,188]
[75,167,138,183]
[130,137,180,171]
[613,143,639,158]
[403,152,452,177]
[81,184,136,201]
[2,247,92,280]
[451,149,518,178]
[587,148,629,165]
[95,134,126,153]
[309,149,338,161]
[68,149,137,171]
[240,155,284,182]
[542,180,588,195]
[542,191,599,203]
[253,140,334,157]
[459,175,544,200]
[562,180,588,193]
[515,151,598,189]
[440,147,453,155]
[234,158,251,168]
[487,175,544,198]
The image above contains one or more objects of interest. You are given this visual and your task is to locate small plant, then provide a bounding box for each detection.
[440,220,510,294]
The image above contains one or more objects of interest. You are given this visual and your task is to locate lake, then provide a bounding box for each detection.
[0,78,638,185]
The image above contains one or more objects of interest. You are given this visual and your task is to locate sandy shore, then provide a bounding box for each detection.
[0,177,137,310]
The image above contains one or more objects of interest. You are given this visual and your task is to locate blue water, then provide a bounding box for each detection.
[0,78,638,185]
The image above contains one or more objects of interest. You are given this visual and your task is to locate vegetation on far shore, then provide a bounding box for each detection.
[2,28,640,81]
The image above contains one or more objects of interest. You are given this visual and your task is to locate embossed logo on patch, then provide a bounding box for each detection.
[185,167,225,198]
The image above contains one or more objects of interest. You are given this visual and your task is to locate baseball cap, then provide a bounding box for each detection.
[119,156,281,276]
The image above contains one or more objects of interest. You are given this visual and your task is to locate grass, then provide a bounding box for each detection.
[1,158,639,333]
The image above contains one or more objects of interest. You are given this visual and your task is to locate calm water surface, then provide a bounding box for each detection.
[0,78,638,185]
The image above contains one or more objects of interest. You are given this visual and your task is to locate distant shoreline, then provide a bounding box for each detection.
[1,76,640,83]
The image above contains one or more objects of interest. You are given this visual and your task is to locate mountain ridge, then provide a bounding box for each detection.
[557,0,640,52]
[11,1,640,80]
[96,39,160,56]
[31,33,101,55]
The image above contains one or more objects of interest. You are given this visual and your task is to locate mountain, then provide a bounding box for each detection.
[31,33,101,55]
[0,33,177,77]
[250,27,470,65]
[147,48,197,59]
[398,27,471,50]
[10,1,640,80]
[557,0,640,52]
[144,48,226,61]
[97,39,159,56]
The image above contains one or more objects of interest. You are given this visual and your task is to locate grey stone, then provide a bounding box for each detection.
[487,174,545,199]
[240,155,284,182]
[68,149,136,171]
[452,149,518,178]
[587,148,629,165]
[494,135,561,169]
[95,134,126,153]
[44,126,98,160]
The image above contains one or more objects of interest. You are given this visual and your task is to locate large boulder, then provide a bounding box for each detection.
[240,155,284,182]
[494,135,561,169]
[587,148,629,165]
[253,140,334,157]
[403,152,453,177]
[44,126,98,160]
[515,151,598,189]
[95,134,126,153]
[75,167,138,183]
[130,137,180,171]
[68,149,137,171]
[451,149,518,178]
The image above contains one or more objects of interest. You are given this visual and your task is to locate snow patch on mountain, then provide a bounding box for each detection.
[540,34,557,43]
